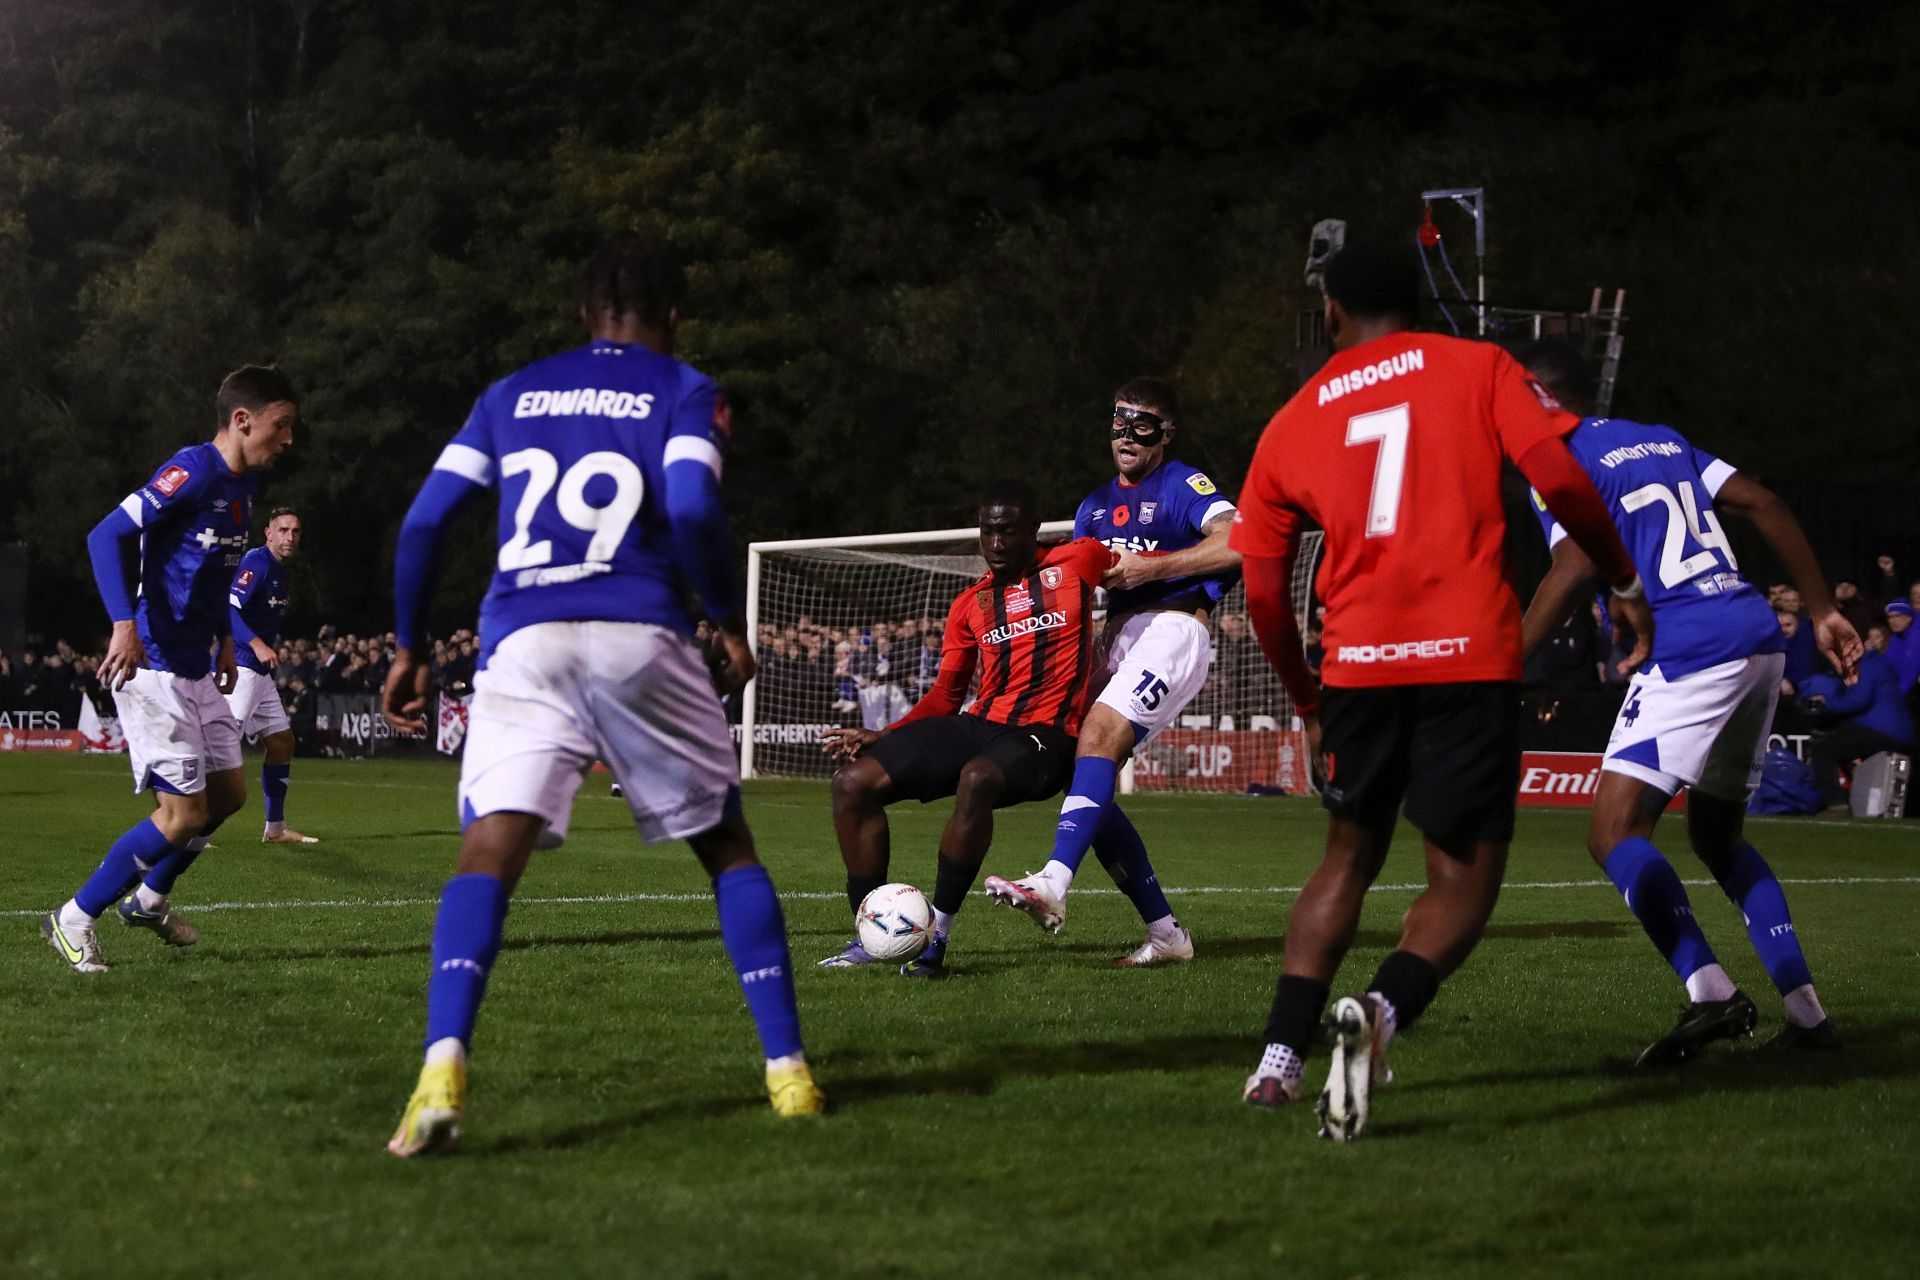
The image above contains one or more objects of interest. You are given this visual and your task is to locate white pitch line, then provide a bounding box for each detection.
[7,875,1919,919]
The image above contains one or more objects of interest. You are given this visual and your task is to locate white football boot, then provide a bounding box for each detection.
[1317,994,1391,1142]
[42,912,108,973]
[1114,922,1195,967]
[983,873,1065,933]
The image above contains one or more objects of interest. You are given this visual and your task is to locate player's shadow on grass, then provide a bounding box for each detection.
[1037,919,1633,962]
[197,926,720,964]
[481,1031,1256,1151]
[1369,1014,1920,1139]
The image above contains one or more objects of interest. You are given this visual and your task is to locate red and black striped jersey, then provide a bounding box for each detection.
[895,538,1115,736]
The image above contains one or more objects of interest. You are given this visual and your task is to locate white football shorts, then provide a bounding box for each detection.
[458,620,739,846]
[113,667,244,796]
[1602,651,1785,799]
[1093,609,1215,747]
[224,666,291,739]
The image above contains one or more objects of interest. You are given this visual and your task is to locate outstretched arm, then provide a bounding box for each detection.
[87,504,146,690]
[1105,515,1241,591]
[385,469,486,729]
[1715,472,1863,681]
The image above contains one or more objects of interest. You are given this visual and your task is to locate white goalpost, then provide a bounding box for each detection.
[740,524,1323,795]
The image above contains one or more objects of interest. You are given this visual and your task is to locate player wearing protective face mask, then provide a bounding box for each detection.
[985,377,1239,967]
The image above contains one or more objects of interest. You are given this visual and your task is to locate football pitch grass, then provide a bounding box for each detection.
[3,753,1916,1279]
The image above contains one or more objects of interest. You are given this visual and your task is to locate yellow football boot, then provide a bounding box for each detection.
[387,1055,467,1156]
[765,1057,826,1118]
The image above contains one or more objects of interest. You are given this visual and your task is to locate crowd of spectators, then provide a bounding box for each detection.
[10,556,1917,809]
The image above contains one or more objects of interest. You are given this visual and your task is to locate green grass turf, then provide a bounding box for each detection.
[2,752,1917,1279]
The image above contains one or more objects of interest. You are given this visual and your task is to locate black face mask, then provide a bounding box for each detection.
[1110,405,1169,447]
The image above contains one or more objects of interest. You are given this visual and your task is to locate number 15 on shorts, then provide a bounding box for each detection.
[1133,671,1170,713]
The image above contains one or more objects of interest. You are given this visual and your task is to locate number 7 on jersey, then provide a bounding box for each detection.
[1345,402,1410,538]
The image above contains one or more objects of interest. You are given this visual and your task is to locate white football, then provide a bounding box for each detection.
[856,883,933,961]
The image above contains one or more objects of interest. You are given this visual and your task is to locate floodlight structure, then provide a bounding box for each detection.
[1414,186,1629,415]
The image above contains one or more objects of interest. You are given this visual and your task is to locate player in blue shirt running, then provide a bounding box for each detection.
[227,507,318,845]
[987,377,1239,966]
[380,236,822,1156]
[44,367,299,973]
[1517,340,1861,1063]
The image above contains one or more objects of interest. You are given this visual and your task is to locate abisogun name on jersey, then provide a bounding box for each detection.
[512,388,656,419]
[1316,348,1426,406]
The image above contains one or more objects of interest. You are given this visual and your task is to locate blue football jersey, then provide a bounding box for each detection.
[430,338,728,656]
[230,545,290,672]
[116,443,254,679]
[1075,459,1238,614]
[1532,418,1783,679]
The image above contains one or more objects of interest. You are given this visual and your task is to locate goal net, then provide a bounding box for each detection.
[740,524,1324,795]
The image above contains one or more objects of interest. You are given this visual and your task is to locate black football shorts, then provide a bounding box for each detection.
[865,714,1075,808]
[1317,681,1522,846]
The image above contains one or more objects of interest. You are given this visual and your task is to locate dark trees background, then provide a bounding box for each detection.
[2,0,1916,643]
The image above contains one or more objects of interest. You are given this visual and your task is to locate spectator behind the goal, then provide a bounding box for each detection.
[1885,601,1920,710]
[1801,643,1915,811]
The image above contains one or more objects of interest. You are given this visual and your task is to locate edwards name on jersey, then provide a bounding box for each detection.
[430,339,730,659]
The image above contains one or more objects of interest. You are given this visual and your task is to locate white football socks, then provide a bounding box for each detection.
[57,899,92,930]
[265,821,286,837]
[1783,983,1827,1029]
[1367,991,1400,1051]
[1684,963,1737,1003]
[1255,1043,1305,1093]
[134,884,167,912]
[425,1037,466,1068]
[1146,915,1183,943]
[1035,861,1074,895]
[931,908,958,940]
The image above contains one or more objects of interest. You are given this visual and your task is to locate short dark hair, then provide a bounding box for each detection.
[267,506,300,524]
[1322,242,1422,325]
[1515,338,1595,413]
[215,366,298,429]
[979,477,1038,520]
[579,234,686,327]
[1113,376,1182,424]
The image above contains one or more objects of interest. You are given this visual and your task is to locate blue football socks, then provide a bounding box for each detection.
[1602,837,1720,986]
[74,818,179,917]
[1090,806,1173,925]
[1047,757,1120,875]
[1712,842,1815,996]
[714,864,804,1060]
[142,835,208,896]
[262,763,291,823]
[424,873,510,1050]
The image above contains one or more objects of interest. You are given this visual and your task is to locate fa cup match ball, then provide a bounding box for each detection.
[856,883,933,961]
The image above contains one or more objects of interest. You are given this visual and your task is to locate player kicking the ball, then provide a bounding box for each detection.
[227,506,319,844]
[819,480,1181,976]
[1517,339,1856,1064]
[44,367,299,972]
[1231,244,1651,1140]
[985,378,1233,966]
[381,236,821,1156]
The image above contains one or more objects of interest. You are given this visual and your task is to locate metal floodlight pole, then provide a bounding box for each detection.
[1421,186,1487,335]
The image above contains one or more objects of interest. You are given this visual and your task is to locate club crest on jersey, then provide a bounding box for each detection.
[1186,473,1216,496]
[1140,501,1156,525]
[1041,566,1063,590]
[152,465,190,497]
[1113,505,1131,528]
